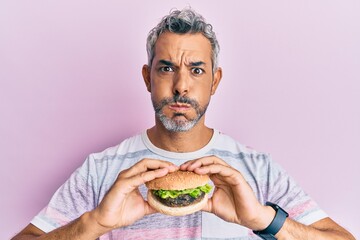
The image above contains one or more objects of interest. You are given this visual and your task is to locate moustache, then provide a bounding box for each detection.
[154,95,199,112]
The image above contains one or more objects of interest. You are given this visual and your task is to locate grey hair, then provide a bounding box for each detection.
[146,8,220,73]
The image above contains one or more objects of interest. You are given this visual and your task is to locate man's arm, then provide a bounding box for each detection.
[11,212,108,240]
[276,217,355,240]
[11,224,44,240]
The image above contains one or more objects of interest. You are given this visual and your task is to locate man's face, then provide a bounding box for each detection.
[143,32,221,132]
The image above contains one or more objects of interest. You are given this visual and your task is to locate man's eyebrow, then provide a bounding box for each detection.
[158,60,174,66]
[157,60,206,67]
[189,61,205,67]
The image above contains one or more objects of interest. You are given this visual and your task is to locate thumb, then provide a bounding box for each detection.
[144,201,158,216]
[201,198,213,213]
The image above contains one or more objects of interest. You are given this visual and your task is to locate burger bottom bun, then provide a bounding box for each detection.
[147,191,208,216]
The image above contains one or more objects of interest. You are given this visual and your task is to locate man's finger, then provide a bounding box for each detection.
[144,202,158,216]
[124,167,171,190]
[201,197,213,213]
[193,164,245,186]
[121,159,178,179]
[180,156,229,171]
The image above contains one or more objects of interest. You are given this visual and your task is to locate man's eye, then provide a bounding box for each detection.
[160,66,174,72]
[191,68,204,75]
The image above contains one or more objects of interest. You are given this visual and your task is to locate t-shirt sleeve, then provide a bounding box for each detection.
[265,155,328,225]
[31,155,98,233]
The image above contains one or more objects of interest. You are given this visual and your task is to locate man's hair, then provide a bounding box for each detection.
[146,8,220,73]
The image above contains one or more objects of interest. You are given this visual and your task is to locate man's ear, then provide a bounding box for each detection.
[142,64,151,92]
[211,67,223,95]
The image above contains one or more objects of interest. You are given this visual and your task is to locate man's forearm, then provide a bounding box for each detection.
[12,212,110,240]
[276,218,355,240]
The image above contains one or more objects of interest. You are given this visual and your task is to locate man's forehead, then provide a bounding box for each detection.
[153,32,212,64]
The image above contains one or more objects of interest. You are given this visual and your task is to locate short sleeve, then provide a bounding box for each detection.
[265,156,328,225]
[31,155,98,233]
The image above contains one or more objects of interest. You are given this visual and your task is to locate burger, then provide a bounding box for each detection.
[145,171,212,216]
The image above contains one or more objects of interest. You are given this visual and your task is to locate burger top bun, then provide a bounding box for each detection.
[145,171,209,190]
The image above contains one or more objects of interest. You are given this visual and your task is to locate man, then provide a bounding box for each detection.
[12,8,354,240]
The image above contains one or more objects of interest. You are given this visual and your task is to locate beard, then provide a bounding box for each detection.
[152,94,208,132]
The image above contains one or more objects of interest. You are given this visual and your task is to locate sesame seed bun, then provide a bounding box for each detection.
[145,171,210,190]
[145,171,210,216]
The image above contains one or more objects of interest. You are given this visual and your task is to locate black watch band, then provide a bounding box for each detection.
[253,202,289,240]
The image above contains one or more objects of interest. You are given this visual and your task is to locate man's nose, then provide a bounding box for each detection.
[173,70,189,96]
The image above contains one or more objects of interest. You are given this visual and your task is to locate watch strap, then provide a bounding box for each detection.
[253,202,289,239]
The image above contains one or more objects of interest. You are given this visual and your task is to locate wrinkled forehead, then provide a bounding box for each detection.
[152,32,212,66]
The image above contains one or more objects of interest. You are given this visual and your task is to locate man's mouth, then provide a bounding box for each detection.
[168,103,191,112]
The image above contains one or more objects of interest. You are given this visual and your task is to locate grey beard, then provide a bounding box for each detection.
[157,112,199,132]
[153,95,208,132]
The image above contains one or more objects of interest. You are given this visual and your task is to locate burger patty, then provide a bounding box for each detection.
[152,191,205,207]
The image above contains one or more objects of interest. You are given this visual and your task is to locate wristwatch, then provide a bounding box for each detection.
[253,202,289,240]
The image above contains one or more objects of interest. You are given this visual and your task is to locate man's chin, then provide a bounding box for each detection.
[160,118,197,132]
[166,123,194,132]
[172,114,189,121]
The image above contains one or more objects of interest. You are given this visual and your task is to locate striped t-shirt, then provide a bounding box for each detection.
[31,130,327,239]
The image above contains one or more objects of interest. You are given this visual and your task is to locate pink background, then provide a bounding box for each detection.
[1,1,359,239]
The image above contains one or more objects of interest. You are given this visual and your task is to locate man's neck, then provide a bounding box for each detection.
[147,119,214,153]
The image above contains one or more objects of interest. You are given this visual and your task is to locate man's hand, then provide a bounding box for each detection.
[180,156,275,231]
[91,159,179,232]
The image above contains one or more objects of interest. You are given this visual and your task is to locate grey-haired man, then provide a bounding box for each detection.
[12,8,354,240]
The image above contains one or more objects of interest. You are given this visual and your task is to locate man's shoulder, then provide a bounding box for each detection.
[89,132,146,161]
[215,131,269,157]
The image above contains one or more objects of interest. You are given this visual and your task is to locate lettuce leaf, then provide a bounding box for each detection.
[153,184,212,199]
